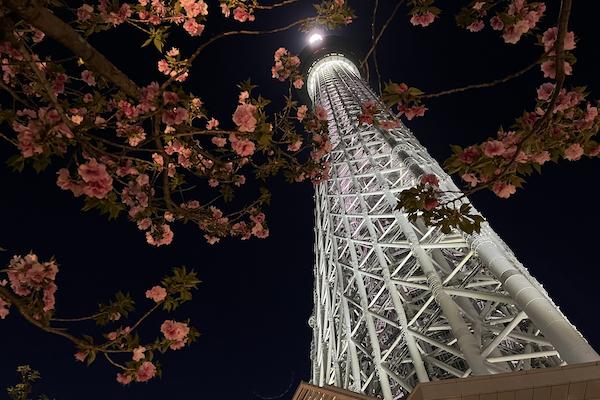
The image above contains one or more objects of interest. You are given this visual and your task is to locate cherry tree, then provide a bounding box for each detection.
[0,0,598,388]
[0,0,351,385]
[359,0,599,233]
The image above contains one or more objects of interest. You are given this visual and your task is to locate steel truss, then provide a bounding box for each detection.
[307,55,599,399]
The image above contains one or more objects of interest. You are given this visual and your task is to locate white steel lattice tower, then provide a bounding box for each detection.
[305,49,599,400]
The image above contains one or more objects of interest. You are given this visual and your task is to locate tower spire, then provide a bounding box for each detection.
[305,40,599,399]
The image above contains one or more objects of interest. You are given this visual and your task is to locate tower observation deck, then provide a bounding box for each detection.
[303,37,599,399]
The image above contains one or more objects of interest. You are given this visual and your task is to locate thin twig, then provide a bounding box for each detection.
[420,59,539,99]
[162,17,316,88]
[254,0,300,10]
[361,0,405,66]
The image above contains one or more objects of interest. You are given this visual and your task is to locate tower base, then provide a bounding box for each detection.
[293,362,600,400]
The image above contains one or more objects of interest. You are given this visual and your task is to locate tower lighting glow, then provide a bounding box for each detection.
[308,33,323,44]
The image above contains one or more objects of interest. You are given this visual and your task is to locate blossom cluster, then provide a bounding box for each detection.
[357,100,401,130]
[219,0,256,22]
[445,86,599,200]
[64,267,199,384]
[76,0,209,39]
[456,0,546,44]
[381,82,428,121]
[271,48,304,89]
[3,254,59,318]
[408,0,441,28]
[307,0,354,30]
[2,24,330,247]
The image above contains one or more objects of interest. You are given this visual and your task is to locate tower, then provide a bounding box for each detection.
[304,38,599,399]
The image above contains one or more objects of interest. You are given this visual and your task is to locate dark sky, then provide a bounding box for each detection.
[1,0,600,398]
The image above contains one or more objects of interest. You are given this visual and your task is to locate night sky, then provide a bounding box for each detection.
[1,0,600,398]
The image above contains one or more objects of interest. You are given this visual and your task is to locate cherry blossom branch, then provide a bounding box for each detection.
[361,0,405,67]
[0,286,87,347]
[0,80,29,106]
[51,313,105,322]
[103,353,127,370]
[471,0,573,191]
[128,302,161,334]
[419,59,540,99]
[162,17,317,88]
[370,0,382,94]
[254,0,300,10]
[4,0,141,98]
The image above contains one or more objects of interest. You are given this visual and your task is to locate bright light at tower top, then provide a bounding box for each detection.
[308,33,323,44]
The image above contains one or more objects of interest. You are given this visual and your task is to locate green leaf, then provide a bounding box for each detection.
[6,154,25,172]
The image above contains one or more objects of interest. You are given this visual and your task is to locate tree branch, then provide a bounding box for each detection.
[161,17,316,88]
[4,0,141,98]
[254,0,300,10]
[420,59,539,99]
[361,0,405,66]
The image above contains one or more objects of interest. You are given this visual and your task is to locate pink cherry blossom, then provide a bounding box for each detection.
[211,136,227,147]
[132,346,146,361]
[410,11,436,27]
[315,105,328,121]
[482,140,506,157]
[183,19,204,36]
[77,4,94,21]
[584,104,598,123]
[287,140,302,152]
[0,297,10,319]
[563,143,583,161]
[492,182,516,198]
[145,285,167,302]
[74,351,88,362]
[542,27,576,53]
[274,47,287,61]
[532,151,551,165]
[233,6,255,22]
[161,320,190,342]
[502,20,530,44]
[206,118,219,130]
[297,105,308,121]
[116,373,133,385]
[490,16,504,31]
[293,78,304,89]
[467,20,485,32]
[163,91,179,105]
[43,282,57,311]
[157,59,170,74]
[56,168,84,197]
[145,224,174,246]
[238,91,249,103]
[232,103,257,133]
[541,60,572,79]
[379,120,400,130]
[221,3,230,17]
[424,198,439,211]
[135,361,157,382]
[230,136,256,157]
[472,2,485,11]
[251,222,269,238]
[536,82,555,101]
[420,173,439,187]
[462,173,479,187]
[167,47,180,57]
[334,0,344,6]
[78,159,113,199]
[152,153,164,167]
[81,70,96,86]
[403,105,427,120]
[235,175,246,187]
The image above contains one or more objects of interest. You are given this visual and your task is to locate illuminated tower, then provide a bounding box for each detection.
[303,38,599,399]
